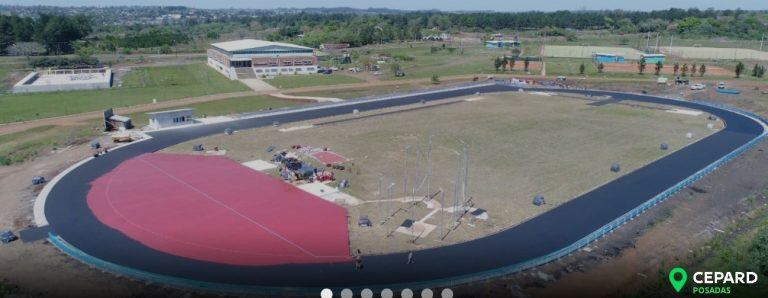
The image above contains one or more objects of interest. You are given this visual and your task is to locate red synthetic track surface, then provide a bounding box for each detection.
[86,153,350,266]
[310,151,347,164]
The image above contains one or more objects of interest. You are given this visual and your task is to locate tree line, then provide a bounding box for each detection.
[0,14,91,55]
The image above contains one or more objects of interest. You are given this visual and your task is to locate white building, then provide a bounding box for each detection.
[207,39,318,80]
[12,68,112,93]
[146,108,194,130]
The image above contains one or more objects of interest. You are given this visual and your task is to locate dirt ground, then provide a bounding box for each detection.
[0,78,760,297]
[601,62,734,76]
[163,91,719,255]
[451,134,768,298]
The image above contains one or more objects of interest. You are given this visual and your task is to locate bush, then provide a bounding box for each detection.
[750,227,768,276]
[29,56,100,68]
[431,74,440,84]
[392,54,414,61]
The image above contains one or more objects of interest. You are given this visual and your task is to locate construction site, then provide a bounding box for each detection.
[162,91,722,254]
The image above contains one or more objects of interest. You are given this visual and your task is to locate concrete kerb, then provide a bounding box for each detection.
[33,82,491,226]
[38,83,768,294]
[32,131,153,227]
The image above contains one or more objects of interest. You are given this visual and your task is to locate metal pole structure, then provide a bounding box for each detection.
[403,146,409,201]
[378,176,383,224]
[427,135,433,200]
[463,146,469,204]
[760,32,765,52]
[669,35,673,56]
[387,183,396,219]
[439,188,445,238]
[655,33,660,53]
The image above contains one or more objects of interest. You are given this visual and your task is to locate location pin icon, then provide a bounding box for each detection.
[669,267,687,293]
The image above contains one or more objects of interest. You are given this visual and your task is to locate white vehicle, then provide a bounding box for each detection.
[718,82,726,89]
[690,83,706,90]
[349,67,362,72]
[329,66,339,71]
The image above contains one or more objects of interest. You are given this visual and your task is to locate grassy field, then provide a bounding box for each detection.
[543,45,645,59]
[126,95,297,127]
[663,46,768,61]
[164,91,719,254]
[0,123,101,166]
[0,63,249,124]
[266,74,364,89]
[0,95,297,166]
[290,83,432,99]
[342,44,533,80]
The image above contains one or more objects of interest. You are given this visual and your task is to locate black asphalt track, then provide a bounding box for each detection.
[44,84,765,291]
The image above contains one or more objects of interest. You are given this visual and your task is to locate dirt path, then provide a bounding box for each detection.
[0,75,485,136]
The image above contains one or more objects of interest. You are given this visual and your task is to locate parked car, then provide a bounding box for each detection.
[690,83,706,90]
[349,67,362,72]
[718,82,726,89]
[329,66,339,71]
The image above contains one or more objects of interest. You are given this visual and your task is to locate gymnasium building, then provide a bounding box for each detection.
[207,39,318,79]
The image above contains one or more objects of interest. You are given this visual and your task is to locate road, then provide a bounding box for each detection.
[41,84,766,294]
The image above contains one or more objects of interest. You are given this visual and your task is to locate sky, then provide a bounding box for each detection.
[0,0,767,11]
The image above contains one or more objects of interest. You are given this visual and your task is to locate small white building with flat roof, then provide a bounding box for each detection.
[146,108,194,130]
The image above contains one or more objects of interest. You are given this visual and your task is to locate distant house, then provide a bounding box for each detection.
[320,43,350,50]
[593,53,625,63]
[641,53,666,64]
[485,40,521,49]
[421,33,451,41]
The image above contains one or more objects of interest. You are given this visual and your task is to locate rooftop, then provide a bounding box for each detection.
[211,39,313,52]
[146,108,195,115]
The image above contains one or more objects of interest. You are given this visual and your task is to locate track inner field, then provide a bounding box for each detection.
[86,153,350,266]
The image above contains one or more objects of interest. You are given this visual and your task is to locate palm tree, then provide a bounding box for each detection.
[673,63,680,75]
[681,64,688,77]
[524,57,530,72]
[597,62,605,73]
[735,61,745,78]
[638,58,647,74]
[654,61,663,76]
[699,64,706,77]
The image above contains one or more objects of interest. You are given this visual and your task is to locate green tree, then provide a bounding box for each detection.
[735,61,745,78]
[493,57,503,71]
[681,64,688,77]
[597,62,605,73]
[638,58,647,74]
[673,63,680,75]
[509,57,516,70]
[524,57,530,72]
[579,62,586,75]
[654,61,663,76]
[74,43,95,60]
[390,62,401,74]
[699,64,706,77]
[431,74,440,84]
[749,227,768,276]
[501,57,508,71]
